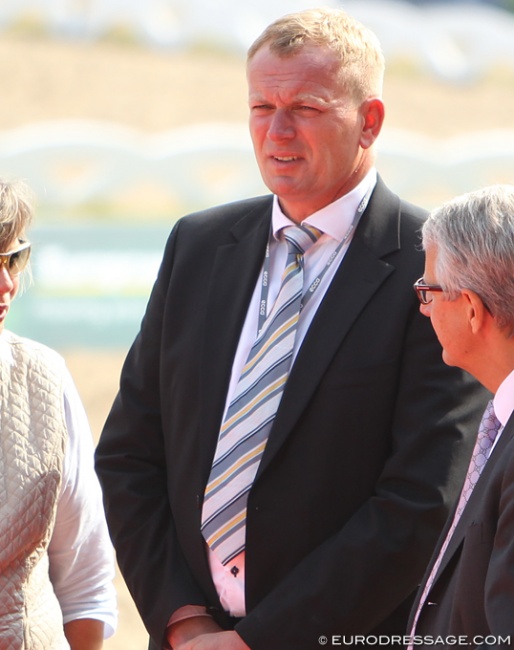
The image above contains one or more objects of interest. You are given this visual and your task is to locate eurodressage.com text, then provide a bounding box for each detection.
[317,635,512,646]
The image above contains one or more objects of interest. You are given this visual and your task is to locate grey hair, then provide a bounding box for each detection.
[247,7,385,102]
[0,178,34,250]
[422,184,514,336]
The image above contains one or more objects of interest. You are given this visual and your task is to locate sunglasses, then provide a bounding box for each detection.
[0,241,31,276]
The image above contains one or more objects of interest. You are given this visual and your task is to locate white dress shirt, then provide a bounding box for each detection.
[207,169,378,617]
[0,333,118,638]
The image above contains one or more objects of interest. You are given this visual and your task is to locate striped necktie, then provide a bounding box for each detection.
[201,224,321,567]
[408,399,501,646]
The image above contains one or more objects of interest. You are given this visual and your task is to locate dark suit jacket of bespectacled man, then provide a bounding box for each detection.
[94,7,490,650]
[406,184,514,650]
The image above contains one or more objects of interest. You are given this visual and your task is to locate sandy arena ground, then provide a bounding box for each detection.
[3,30,514,648]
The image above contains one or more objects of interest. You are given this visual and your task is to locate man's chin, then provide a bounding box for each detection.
[441,350,457,369]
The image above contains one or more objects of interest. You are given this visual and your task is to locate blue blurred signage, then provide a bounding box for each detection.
[9,223,172,350]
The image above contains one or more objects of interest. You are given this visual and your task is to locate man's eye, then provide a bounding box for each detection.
[296,105,319,113]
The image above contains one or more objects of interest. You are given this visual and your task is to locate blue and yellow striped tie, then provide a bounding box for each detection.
[201,224,321,566]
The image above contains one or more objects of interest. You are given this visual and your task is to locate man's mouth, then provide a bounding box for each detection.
[273,156,299,162]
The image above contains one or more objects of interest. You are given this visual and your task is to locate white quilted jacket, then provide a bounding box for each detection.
[0,331,69,649]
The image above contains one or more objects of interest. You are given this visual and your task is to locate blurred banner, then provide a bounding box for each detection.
[10,223,171,350]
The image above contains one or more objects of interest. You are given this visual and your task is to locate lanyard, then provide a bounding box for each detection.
[258,188,372,334]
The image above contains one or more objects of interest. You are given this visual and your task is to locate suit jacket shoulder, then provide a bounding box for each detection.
[175,194,273,234]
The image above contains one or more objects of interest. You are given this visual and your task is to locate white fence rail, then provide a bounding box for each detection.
[0,120,512,214]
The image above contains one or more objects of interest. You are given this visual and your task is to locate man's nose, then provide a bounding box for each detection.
[419,302,431,318]
[268,109,294,140]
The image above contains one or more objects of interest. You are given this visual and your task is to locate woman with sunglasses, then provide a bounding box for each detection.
[0,179,117,649]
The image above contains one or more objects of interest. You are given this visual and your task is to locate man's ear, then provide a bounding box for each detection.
[359,98,385,149]
[462,289,488,334]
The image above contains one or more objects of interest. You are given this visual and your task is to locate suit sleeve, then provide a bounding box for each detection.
[235,299,490,649]
[95,221,209,644]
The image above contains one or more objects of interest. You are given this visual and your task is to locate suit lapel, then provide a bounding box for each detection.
[431,414,514,583]
[258,179,402,474]
[199,198,272,480]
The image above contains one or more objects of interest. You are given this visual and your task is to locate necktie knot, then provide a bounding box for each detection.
[283,224,322,256]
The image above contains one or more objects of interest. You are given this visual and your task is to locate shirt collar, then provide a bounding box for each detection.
[493,367,514,428]
[271,168,377,242]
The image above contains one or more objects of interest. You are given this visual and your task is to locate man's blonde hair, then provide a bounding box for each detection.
[247,8,385,101]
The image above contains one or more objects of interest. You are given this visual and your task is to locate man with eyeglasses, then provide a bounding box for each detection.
[96,8,490,650]
[408,184,514,648]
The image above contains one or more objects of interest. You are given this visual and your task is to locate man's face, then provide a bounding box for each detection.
[420,246,473,371]
[247,44,380,223]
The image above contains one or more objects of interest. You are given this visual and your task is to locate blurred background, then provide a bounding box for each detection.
[1,0,513,647]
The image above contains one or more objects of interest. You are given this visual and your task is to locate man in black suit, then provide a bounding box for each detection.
[95,8,489,650]
[407,185,514,649]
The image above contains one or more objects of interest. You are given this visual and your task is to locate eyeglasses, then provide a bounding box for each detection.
[413,277,444,305]
[0,241,31,277]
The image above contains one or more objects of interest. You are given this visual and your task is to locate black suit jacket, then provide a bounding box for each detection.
[95,178,490,649]
[407,413,514,650]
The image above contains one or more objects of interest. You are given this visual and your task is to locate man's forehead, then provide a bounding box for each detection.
[247,47,343,101]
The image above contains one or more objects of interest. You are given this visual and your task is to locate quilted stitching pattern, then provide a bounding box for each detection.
[0,332,68,649]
